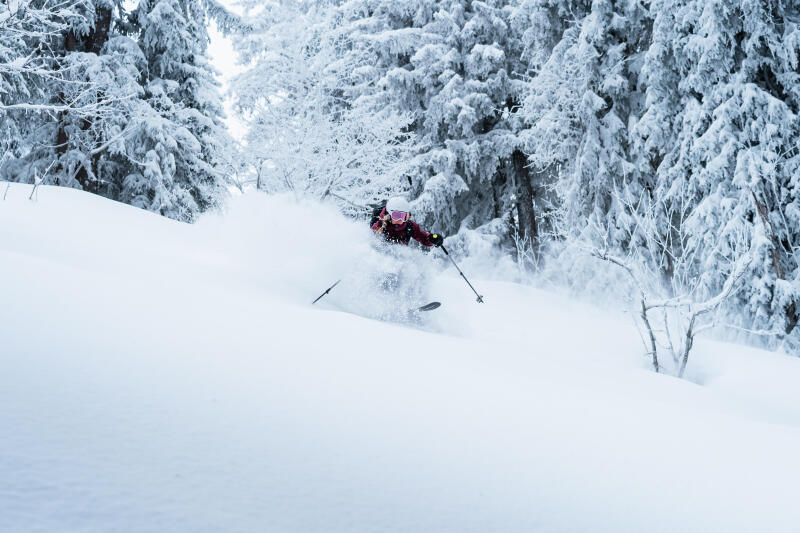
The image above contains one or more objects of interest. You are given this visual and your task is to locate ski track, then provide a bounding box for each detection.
[2,184,800,532]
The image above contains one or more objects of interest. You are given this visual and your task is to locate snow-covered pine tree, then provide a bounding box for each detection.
[130,0,229,219]
[521,0,652,259]
[2,0,231,222]
[525,0,799,351]
[336,0,537,248]
[628,0,800,350]
[4,0,127,192]
[506,0,593,244]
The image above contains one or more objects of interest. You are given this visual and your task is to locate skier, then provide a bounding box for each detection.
[310,198,480,309]
[370,197,443,305]
[371,196,444,248]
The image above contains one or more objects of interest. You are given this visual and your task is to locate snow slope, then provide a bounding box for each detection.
[2,183,800,532]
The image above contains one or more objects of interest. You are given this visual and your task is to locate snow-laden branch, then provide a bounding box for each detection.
[0,0,110,117]
[0,92,136,113]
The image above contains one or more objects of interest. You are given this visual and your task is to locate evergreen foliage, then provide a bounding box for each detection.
[1,0,232,222]
[335,0,538,244]
[522,0,800,350]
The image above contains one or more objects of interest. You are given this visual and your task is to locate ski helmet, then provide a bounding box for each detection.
[386,196,411,214]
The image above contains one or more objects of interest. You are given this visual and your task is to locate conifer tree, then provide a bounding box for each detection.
[630,0,800,348]
[337,0,537,245]
[128,0,228,219]
[3,0,231,222]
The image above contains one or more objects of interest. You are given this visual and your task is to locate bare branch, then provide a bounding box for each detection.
[592,249,659,372]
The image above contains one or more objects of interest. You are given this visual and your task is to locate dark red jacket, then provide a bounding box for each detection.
[371,208,435,246]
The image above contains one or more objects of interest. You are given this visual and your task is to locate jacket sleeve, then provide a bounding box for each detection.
[409,221,434,247]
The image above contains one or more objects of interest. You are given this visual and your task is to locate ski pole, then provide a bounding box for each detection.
[312,279,341,304]
[439,245,484,303]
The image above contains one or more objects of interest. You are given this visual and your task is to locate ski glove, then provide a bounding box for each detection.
[430,233,444,247]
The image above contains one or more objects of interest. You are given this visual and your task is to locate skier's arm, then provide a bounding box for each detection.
[409,221,435,247]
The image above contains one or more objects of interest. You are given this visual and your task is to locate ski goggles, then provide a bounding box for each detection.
[390,210,408,222]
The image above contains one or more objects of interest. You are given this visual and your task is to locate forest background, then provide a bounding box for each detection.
[1,0,798,357]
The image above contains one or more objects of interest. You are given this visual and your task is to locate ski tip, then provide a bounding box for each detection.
[417,301,441,311]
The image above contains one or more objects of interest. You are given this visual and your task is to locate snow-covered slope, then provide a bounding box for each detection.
[2,184,800,532]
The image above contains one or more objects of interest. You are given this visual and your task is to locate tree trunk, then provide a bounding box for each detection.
[786,301,798,336]
[89,7,112,54]
[512,149,538,245]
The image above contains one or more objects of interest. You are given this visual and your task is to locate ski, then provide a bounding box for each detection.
[413,301,441,312]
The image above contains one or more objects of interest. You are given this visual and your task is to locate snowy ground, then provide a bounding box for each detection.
[2,183,800,532]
